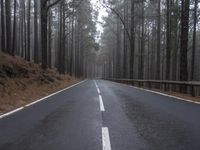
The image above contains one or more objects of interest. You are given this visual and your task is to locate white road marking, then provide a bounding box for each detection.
[94,80,99,89]
[94,81,111,150]
[132,86,200,105]
[94,80,100,94]
[110,81,200,105]
[99,95,105,111]
[97,87,101,94]
[0,107,24,119]
[102,127,112,150]
[0,80,87,119]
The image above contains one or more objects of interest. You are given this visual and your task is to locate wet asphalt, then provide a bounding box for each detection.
[0,79,200,150]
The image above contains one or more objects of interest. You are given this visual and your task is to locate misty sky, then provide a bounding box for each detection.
[91,0,108,40]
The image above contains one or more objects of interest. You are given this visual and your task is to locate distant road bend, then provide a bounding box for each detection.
[0,80,200,150]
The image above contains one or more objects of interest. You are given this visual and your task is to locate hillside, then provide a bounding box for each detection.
[0,52,79,114]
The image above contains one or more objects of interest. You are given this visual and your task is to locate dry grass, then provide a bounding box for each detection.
[0,52,81,114]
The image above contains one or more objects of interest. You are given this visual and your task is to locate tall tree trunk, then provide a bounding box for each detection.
[41,0,48,69]
[156,0,161,80]
[1,0,5,52]
[130,0,135,79]
[116,17,121,78]
[70,7,75,76]
[166,0,171,80]
[23,1,27,58]
[34,0,39,63]
[180,0,189,90]
[5,0,11,54]
[191,0,197,81]
[48,10,52,68]
[140,1,145,79]
[171,0,179,81]
[61,0,65,73]
[12,0,17,56]
[27,0,31,61]
[123,1,128,78]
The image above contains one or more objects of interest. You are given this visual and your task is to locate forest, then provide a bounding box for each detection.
[97,0,200,82]
[0,0,199,81]
[0,0,200,149]
[0,0,98,78]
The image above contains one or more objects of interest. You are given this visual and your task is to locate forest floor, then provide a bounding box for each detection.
[0,52,80,114]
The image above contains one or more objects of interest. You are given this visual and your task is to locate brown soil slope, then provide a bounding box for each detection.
[0,52,80,114]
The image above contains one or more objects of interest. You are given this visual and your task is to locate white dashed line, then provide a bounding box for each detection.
[94,80,112,150]
[99,95,105,111]
[94,81,100,94]
[94,80,98,88]
[102,127,112,150]
[97,87,101,94]
[94,80,105,111]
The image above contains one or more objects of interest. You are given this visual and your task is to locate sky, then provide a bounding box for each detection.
[91,0,108,41]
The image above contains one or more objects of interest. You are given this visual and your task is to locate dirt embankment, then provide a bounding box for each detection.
[0,52,80,114]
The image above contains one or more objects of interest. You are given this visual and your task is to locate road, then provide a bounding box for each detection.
[0,80,200,150]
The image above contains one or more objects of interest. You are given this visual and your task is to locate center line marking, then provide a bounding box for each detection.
[99,95,105,111]
[102,127,112,150]
[97,87,101,94]
[94,80,98,88]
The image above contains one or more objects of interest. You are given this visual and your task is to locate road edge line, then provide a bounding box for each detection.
[108,80,200,105]
[134,86,200,104]
[0,79,87,119]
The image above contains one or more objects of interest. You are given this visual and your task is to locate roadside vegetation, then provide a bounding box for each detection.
[0,52,79,114]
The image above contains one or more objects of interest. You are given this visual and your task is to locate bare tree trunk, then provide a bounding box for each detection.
[1,0,5,52]
[116,16,121,78]
[123,1,128,78]
[140,1,145,79]
[23,1,27,58]
[12,0,17,56]
[180,0,189,91]
[41,0,48,69]
[130,0,135,79]
[191,0,197,81]
[166,0,171,80]
[156,0,161,80]
[48,10,52,68]
[27,0,31,60]
[34,0,39,63]
[5,0,11,54]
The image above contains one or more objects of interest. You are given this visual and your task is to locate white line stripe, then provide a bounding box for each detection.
[97,88,101,94]
[132,86,200,105]
[102,127,112,150]
[94,80,99,88]
[0,107,24,119]
[99,95,105,111]
[110,81,200,105]
[0,80,87,119]
[96,83,99,89]
[24,80,86,107]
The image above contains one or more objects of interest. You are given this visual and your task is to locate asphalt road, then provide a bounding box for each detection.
[0,80,200,150]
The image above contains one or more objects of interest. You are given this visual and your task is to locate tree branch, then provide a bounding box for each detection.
[47,0,61,11]
[100,1,132,44]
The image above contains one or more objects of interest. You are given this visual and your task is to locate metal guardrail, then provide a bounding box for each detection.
[104,78,200,97]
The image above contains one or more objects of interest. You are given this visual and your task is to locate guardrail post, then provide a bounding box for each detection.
[191,85,196,97]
